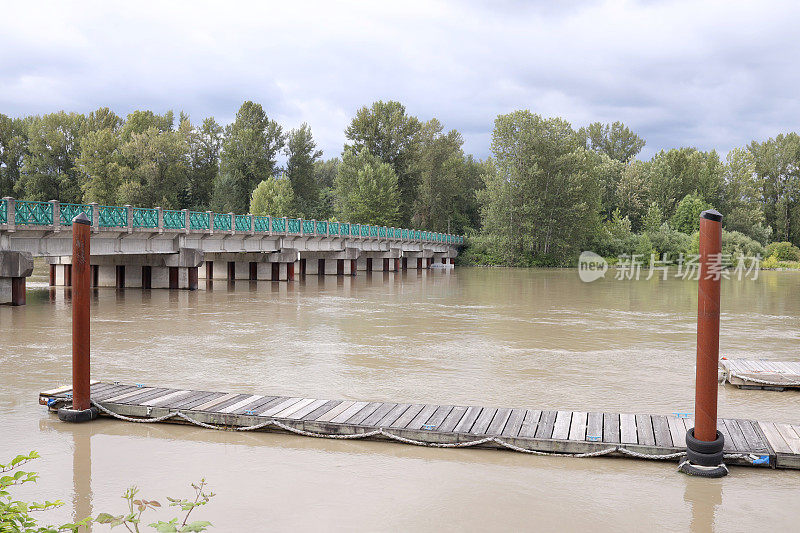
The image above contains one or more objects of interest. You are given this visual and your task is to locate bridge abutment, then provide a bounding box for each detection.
[0,251,34,305]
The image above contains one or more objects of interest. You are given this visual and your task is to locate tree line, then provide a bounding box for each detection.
[2,102,799,265]
[0,100,481,234]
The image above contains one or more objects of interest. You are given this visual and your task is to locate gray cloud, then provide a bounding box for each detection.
[1,0,798,160]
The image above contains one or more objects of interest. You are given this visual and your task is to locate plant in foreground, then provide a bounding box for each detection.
[0,451,214,533]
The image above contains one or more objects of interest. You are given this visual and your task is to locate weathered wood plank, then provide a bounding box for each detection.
[723,419,749,452]
[586,412,603,442]
[375,403,410,427]
[302,400,342,421]
[217,394,263,413]
[736,419,768,453]
[666,415,687,448]
[568,412,587,441]
[635,414,655,446]
[195,392,240,412]
[440,406,469,433]
[535,410,557,439]
[115,388,174,405]
[274,398,317,418]
[315,400,355,422]
[551,411,572,440]
[486,408,512,436]
[774,424,800,454]
[345,402,382,425]
[104,387,159,403]
[759,422,793,454]
[145,390,192,407]
[331,401,369,424]
[716,419,736,452]
[259,397,303,417]
[230,395,278,415]
[517,410,541,438]
[162,390,214,409]
[390,404,425,429]
[603,412,620,444]
[286,399,329,420]
[406,405,439,430]
[501,408,527,438]
[361,403,398,427]
[454,406,482,433]
[470,407,499,435]
[425,405,454,430]
[651,415,673,448]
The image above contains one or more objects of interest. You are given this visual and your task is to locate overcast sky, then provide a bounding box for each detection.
[2,0,799,160]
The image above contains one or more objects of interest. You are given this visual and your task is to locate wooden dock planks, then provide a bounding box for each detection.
[39,382,800,470]
[720,359,800,390]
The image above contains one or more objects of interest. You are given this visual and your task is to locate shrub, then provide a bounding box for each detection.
[722,231,766,259]
[765,241,800,262]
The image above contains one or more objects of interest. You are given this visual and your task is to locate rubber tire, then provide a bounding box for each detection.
[679,461,728,478]
[686,428,724,454]
[686,447,724,467]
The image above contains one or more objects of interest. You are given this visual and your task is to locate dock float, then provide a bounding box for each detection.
[39,382,800,470]
[720,359,800,390]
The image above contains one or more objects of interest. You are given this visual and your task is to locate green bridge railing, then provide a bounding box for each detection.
[0,197,465,245]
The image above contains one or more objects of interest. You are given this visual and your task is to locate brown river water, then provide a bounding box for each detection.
[2,264,799,531]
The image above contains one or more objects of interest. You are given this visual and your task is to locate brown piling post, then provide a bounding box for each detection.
[681,209,726,477]
[58,212,98,423]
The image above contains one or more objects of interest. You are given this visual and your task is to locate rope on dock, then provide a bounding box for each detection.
[89,399,696,461]
[727,372,800,387]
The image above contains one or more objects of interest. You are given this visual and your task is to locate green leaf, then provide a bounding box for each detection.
[180,521,212,532]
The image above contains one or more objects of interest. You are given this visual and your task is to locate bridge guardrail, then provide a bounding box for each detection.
[0,197,465,244]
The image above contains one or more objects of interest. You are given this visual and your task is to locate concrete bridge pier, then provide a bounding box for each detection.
[300,248,359,276]
[201,249,298,281]
[47,248,203,290]
[0,251,34,305]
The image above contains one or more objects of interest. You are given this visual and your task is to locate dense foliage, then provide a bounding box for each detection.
[3,101,800,265]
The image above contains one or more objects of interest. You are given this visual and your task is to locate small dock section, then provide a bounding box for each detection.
[39,382,800,470]
[720,359,800,390]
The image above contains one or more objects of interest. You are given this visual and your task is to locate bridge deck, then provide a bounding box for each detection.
[720,359,800,390]
[39,382,800,470]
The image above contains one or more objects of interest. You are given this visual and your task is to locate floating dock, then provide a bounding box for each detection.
[720,359,800,391]
[39,382,800,470]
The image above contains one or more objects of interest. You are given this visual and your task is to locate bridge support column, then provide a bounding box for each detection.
[0,251,34,306]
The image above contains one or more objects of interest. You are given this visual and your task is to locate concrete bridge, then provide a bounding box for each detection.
[0,197,463,305]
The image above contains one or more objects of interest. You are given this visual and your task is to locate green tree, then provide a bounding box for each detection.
[344,101,421,225]
[579,121,646,162]
[647,148,725,219]
[670,193,713,234]
[478,111,601,264]
[0,114,28,197]
[285,123,322,217]
[121,110,174,139]
[720,147,770,243]
[413,119,476,233]
[334,148,400,225]
[117,127,188,208]
[642,202,664,234]
[749,133,800,244]
[614,160,652,230]
[184,116,223,210]
[250,176,295,217]
[313,158,339,220]
[216,101,284,213]
[16,111,86,202]
[76,127,123,204]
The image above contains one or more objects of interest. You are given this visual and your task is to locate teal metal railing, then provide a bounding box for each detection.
[15,200,53,225]
[189,211,210,230]
[133,208,158,228]
[235,214,251,232]
[59,203,92,226]
[254,216,270,232]
[0,197,465,244]
[163,209,185,229]
[213,213,231,231]
[271,217,286,232]
[99,205,127,228]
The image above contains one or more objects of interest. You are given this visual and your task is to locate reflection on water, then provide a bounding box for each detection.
[4,266,800,531]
